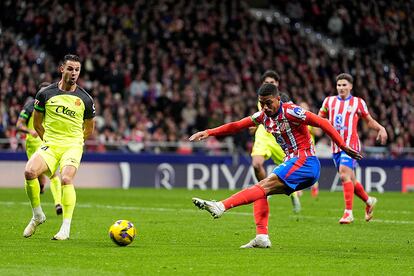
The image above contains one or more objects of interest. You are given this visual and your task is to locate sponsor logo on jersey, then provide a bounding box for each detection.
[287,106,306,120]
[56,106,76,118]
[334,114,348,130]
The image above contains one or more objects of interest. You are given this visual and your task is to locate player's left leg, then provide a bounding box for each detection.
[353,180,377,221]
[290,192,301,213]
[53,147,82,240]
[52,165,76,240]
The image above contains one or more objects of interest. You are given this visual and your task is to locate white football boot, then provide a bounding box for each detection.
[240,234,272,249]
[52,219,71,240]
[23,213,46,238]
[192,198,225,219]
[339,211,354,224]
[365,197,377,222]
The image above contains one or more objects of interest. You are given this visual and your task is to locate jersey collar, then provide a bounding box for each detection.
[337,94,352,101]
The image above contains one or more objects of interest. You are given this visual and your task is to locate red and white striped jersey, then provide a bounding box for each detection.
[319,95,369,153]
[251,103,315,160]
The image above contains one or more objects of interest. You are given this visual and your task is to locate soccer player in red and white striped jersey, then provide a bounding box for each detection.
[319,73,388,224]
[189,83,362,247]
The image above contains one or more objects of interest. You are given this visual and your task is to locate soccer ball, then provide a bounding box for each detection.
[108,220,137,246]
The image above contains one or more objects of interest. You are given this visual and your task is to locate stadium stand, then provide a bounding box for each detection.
[0,0,412,157]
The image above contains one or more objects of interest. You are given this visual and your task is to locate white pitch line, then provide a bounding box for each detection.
[1,200,413,224]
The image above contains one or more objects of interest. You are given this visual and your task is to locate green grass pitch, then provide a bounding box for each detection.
[0,188,413,275]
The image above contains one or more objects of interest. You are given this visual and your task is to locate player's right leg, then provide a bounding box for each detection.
[49,172,62,215]
[311,182,319,198]
[23,153,49,237]
[38,174,46,194]
[193,174,288,218]
[338,165,355,224]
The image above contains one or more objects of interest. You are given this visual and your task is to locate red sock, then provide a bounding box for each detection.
[254,198,269,235]
[342,181,354,210]
[222,185,266,210]
[354,181,369,202]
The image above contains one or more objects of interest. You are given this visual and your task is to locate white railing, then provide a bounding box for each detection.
[0,138,413,158]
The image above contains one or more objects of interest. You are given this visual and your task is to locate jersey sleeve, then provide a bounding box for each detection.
[319,97,329,117]
[358,98,370,118]
[34,90,46,113]
[251,111,265,126]
[83,95,96,119]
[285,104,307,122]
[19,99,35,121]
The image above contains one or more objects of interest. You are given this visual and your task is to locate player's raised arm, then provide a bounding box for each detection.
[189,117,255,142]
[305,111,363,160]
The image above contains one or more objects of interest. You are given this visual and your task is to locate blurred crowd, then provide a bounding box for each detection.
[0,0,413,158]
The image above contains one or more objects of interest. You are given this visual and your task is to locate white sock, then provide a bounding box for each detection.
[33,206,44,218]
[256,234,269,240]
[59,219,72,233]
[366,197,374,206]
[345,209,353,215]
[217,202,225,212]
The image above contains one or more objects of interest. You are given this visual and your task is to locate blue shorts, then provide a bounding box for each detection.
[272,156,320,195]
[333,151,357,171]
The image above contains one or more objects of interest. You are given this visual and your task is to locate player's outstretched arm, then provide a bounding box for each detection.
[189,117,255,142]
[305,112,362,160]
[33,110,45,140]
[189,130,209,142]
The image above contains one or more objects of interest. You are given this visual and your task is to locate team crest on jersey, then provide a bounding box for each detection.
[287,107,306,120]
[75,99,81,106]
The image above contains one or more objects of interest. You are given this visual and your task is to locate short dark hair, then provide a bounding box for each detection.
[258,83,279,97]
[62,54,81,65]
[260,70,280,83]
[280,92,291,102]
[336,73,353,84]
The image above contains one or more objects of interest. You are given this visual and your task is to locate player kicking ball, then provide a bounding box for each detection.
[189,83,362,248]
